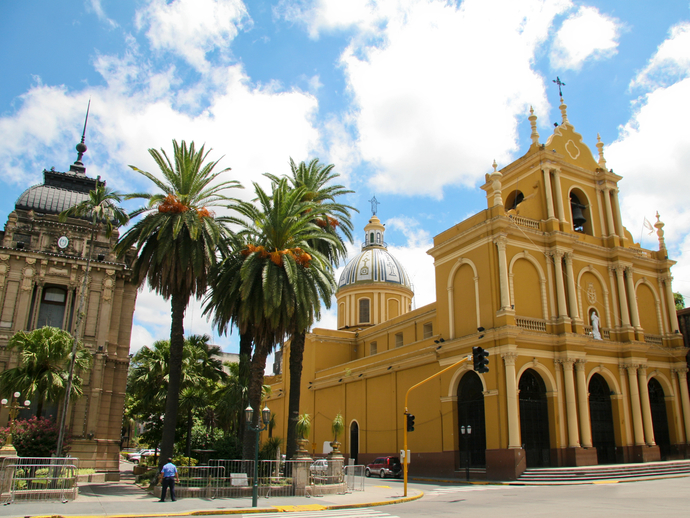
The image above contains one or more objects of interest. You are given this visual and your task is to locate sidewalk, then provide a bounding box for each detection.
[2,466,423,518]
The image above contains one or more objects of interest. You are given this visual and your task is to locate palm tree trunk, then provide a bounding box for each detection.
[286,331,306,459]
[36,395,44,419]
[242,340,269,461]
[186,406,192,459]
[159,291,189,469]
[238,331,252,444]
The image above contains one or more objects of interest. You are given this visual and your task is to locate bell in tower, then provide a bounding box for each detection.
[570,192,587,232]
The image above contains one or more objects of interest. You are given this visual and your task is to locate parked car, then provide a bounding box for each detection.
[365,456,402,478]
[128,449,157,464]
[310,459,328,474]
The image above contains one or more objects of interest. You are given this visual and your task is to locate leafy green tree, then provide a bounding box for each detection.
[674,292,685,311]
[205,178,337,460]
[268,158,355,459]
[116,140,242,467]
[0,327,91,418]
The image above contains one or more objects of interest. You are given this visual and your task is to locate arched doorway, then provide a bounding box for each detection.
[648,378,671,459]
[519,369,550,467]
[349,421,359,465]
[588,373,616,464]
[456,371,486,467]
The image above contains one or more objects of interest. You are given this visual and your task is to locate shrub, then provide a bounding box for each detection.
[0,417,69,457]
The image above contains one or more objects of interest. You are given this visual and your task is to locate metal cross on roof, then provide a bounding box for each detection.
[553,76,566,98]
[368,195,380,216]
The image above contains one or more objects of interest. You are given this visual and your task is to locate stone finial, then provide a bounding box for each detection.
[529,106,539,146]
[559,97,569,125]
[655,212,666,252]
[490,160,503,207]
[596,133,607,168]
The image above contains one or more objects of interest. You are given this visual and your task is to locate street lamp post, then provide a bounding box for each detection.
[1,392,31,454]
[245,405,271,508]
[460,424,472,481]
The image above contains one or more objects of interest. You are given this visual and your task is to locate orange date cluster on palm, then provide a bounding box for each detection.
[315,216,340,228]
[241,244,312,267]
[158,194,213,219]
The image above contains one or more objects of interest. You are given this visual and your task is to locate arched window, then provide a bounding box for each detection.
[370,232,374,244]
[376,232,381,243]
[505,190,524,210]
[569,189,592,235]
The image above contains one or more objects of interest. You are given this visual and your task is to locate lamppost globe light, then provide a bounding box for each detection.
[24,400,30,407]
[467,425,472,434]
[13,392,20,398]
[460,425,465,434]
[261,406,271,425]
[1,399,7,405]
[245,405,253,424]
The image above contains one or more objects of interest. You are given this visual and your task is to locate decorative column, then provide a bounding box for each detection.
[602,187,616,237]
[553,251,568,318]
[503,353,521,448]
[637,366,656,446]
[674,369,690,442]
[29,280,44,330]
[562,359,580,447]
[495,236,511,311]
[611,189,626,239]
[552,168,565,222]
[615,266,631,327]
[447,286,455,339]
[575,361,592,448]
[625,267,641,329]
[542,169,555,220]
[626,366,645,446]
[662,276,680,333]
[564,253,581,322]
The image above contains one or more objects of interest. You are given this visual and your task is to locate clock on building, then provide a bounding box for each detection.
[57,235,69,249]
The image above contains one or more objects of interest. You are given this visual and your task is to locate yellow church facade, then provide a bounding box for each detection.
[267,100,690,480]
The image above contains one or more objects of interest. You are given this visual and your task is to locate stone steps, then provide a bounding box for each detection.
[515,460,690,484]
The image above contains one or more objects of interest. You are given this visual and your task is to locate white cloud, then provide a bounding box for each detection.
[332,0,570,197]
[606,22,690,298]
[135,0,250,71]
[87,0,119,28]
[550,6,621,71]
[631,22,690,89]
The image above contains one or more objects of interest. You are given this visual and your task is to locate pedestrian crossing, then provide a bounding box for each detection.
[426,485,520,496]
[242,509,399,518]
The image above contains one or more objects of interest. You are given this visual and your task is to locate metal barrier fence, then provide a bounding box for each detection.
[1,458,78,504]
[149,458,365,501]
[344,465,365,492]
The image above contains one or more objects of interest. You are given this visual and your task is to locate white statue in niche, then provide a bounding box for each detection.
[591,310,602,340]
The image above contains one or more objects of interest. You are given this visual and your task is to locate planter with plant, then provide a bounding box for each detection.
[294,413,311,458]
[330,413,344,455]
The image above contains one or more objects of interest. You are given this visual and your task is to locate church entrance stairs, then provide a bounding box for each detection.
[514,460,690,484]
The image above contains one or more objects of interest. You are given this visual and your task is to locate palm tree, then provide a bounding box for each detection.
[56,183,128,453]
[205,179,337,460]
[0,327,92,418]
[115,140,242,467]
[268,158,355,459]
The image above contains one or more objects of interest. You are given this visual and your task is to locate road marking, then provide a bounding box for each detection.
[426,485,521,496]
[245,509,399,518]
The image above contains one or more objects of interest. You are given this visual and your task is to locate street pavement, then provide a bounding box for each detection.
[3,462,689,518]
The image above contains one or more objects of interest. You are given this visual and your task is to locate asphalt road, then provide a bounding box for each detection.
[382,477,690,518]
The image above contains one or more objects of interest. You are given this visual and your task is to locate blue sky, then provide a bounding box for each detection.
[1,0,690,355]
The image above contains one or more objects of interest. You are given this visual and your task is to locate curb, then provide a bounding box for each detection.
[28,490,425,518]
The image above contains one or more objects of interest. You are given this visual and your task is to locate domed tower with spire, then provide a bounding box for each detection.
[0,104,137,479]
[336,197,414,329]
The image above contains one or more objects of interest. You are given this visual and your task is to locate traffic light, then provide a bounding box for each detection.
[473,346,489,373]
[406,413,415,432]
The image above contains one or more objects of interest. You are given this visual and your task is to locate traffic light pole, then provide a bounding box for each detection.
[403,353,472,497]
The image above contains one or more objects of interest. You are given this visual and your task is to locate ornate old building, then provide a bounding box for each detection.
[0,138,136,479]
[267,99,690,480]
